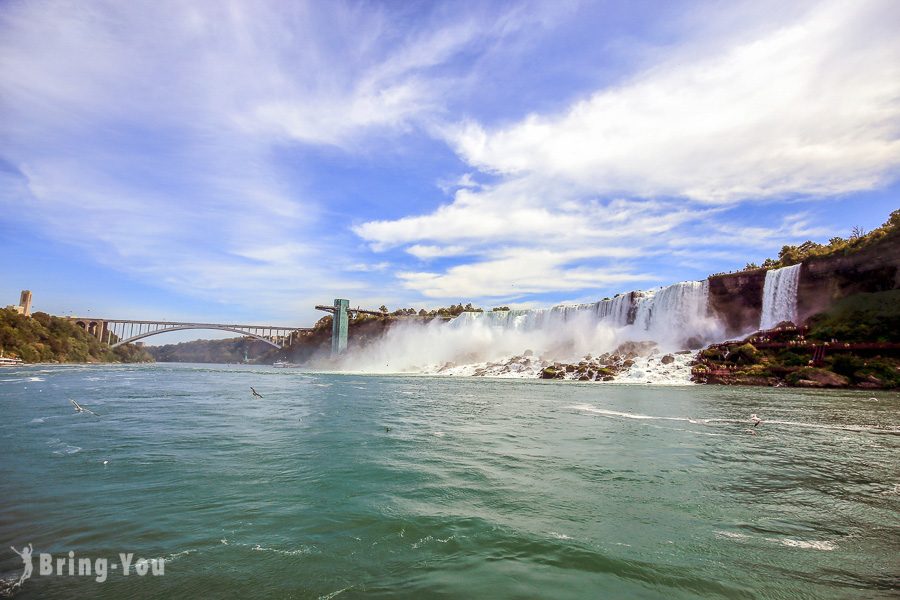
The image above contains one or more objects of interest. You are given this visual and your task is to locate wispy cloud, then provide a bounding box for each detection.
[0,0,543,316]
[1,0,897,317]
[398,247,654,299]
[447,1,900,202]
[356,0,900,300]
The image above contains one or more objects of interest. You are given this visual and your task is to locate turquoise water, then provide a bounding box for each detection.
[1,364,898,599]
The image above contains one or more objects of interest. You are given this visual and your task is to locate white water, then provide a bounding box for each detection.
[759,264,802,330]
[334,280,725,381]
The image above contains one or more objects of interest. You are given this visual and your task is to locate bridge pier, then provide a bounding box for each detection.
[331,299,349,356]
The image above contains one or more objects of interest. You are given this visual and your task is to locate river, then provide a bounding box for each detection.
[1,364,898,598]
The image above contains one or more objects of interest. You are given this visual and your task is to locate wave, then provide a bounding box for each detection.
[52,445,82,455]
[249,544,314,557]
[714,530,837,551]
[154,549,197,563]
[571,405,900,433]
[317,587,354,600]
[777,538,837,551]
[410,534,454,549]
[30,415,62,424]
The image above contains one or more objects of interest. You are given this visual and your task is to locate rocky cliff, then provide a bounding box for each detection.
[708,233,900,336]
[797,235,900,321]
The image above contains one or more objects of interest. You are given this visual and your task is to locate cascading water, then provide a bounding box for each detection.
[759,264,802,330]
[631,280,711,342]
[338,279,725,379]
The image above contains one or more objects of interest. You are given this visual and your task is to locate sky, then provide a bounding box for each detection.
[1,0,899,343]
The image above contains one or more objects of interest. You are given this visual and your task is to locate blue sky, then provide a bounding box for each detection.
[1,0,899,343]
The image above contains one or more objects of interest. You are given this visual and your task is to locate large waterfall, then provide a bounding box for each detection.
[338,280,724,375]
[446,280,711,339]
[759,264,802,330]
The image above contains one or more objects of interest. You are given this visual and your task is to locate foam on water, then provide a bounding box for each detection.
[777,539,837,551]
[714,531,836,551]
[250,544,314,557]
[317,587,354,600]
[572,405,900,433]
[154,549,197,563]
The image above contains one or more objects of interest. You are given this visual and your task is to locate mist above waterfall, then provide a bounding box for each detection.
[335,280,725,374]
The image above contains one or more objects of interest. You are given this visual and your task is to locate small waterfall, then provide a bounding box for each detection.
[759,264,802,330]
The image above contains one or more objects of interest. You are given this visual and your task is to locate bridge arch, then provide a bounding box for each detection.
[111,325,282,349]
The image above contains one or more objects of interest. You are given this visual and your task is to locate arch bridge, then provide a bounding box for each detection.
[69,318,311,349]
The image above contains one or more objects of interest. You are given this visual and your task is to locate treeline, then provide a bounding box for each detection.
[374,303,511,318]
[0,308,153,363]
[741,209,900,272]
[145,337,274,364]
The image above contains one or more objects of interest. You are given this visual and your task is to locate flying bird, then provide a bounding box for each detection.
[70,399,98,416]
[250,387,263,399]
[750,413,762,427]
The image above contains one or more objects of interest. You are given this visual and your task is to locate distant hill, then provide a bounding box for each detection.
[145,336,275,363]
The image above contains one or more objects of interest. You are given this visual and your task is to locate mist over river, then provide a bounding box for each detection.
[1,363,898,599]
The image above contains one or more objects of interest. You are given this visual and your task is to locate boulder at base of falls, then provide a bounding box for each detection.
[787,367,850,388]
[661,354,675,364]
[614,341,658,357]
[683,336,705,350]
[541,367,564,379]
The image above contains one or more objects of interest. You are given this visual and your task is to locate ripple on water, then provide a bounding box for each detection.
[2,365,897,599]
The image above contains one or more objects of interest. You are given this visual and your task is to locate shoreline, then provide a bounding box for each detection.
[9,360,899,391]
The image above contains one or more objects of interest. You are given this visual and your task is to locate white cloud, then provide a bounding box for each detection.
[447,1,900,202]
[406,245,470,260]
[355,0,900,300]
[398,247,654,299]
[356,180,705,249]
[346,262,391,272]
[0,1,544,316]
[3,0,897,314]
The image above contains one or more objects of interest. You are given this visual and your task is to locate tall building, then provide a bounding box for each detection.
[19,290,32,317]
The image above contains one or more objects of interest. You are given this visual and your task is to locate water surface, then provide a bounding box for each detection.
[1,364,898,598]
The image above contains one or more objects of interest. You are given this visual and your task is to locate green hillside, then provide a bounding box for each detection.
[0,308,153,363]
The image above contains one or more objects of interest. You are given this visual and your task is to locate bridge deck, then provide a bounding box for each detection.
[69,317,312,330]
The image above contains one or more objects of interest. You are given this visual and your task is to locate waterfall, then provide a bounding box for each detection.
[445,279,714,350]
[596,293,634,325]
[759,264,802,330]
[631,280,710,338]
[338,279,725,375]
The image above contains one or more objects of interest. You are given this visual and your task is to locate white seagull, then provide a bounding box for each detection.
[750,413,762,427]
[70,399,99,416]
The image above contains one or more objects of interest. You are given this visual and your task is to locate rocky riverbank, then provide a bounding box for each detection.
[691,318,899,390]
[427,341,696,384]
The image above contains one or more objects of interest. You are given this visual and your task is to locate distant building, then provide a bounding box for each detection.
[6,290,32,316]
[19,290,32,317]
